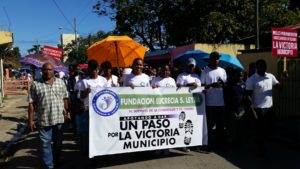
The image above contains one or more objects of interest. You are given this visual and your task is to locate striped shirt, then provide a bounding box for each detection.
[29,78,68,126]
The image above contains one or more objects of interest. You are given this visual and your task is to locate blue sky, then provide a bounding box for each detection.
[0,0,115,55]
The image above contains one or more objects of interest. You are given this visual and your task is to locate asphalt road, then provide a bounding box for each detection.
[2,127,300,169]
[1,95,299,169]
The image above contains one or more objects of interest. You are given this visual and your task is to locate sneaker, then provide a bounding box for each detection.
[181,147,190,152]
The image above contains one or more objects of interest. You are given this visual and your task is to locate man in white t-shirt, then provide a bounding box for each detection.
[200,51,227,151]
[176,58,201,88]
[246,59,287,156]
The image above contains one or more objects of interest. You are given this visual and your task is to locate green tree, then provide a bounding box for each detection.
[27,44,42,54]
[93,0,300,49]
[63,31,111,65]
[0,45,22,68]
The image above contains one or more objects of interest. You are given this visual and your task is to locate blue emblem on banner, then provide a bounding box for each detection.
[92,90,120,116]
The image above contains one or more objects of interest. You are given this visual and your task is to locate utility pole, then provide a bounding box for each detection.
[0,56,4,105]
[74,18,78,59]
[256,0,260,49]
[36,40,39,54]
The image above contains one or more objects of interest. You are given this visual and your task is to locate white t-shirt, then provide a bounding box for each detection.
[151,76,176,87]
[201,67,227,106]
[104,75,119,87]
[246,73,279,108]
[123,73,150,87]
[81,76,108,106]
[176,72,201,86]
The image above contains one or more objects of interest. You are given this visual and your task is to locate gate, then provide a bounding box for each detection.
[3,80,31,95]
[273,58,300,118]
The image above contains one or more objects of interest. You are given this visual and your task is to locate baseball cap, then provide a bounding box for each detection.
[187,58,196,66]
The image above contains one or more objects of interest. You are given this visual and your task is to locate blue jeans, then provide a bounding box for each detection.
[76,110,89,154]
[39,124,63,169]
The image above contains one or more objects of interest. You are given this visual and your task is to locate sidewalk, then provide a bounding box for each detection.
[0,95,28,148]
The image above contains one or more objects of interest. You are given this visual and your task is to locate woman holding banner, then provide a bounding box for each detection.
[123,58,150,88]
[101,61,120,87]
[151,65,176,88]
[152,64,176,155]
[79,60,108,155]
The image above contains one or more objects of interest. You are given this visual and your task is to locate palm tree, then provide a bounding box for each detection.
[27,44,42,54]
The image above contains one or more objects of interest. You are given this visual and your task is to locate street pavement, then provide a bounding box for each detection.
[0,95,27,151]
[1,95,300,169]
[2,127,300,169]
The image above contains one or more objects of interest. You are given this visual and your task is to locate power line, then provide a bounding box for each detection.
[78,11,92,26]
[17,40,58,44]
[51,0,74,30]
[3,7,11,31]
[76,0,94,18]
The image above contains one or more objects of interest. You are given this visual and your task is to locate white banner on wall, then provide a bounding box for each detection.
[89,87,207,158]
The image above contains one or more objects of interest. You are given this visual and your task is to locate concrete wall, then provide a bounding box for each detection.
[60,34,80,62]
[237,51,280,75]
[0,31,13,45]
[60,34,80,47]
[195,43,255,57]
[171,44,195,59]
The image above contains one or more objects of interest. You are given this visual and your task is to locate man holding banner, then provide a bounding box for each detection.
[200,52,227,151]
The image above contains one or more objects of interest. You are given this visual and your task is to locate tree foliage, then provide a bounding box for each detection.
[0,45,21,68]
[63,31,111,65]
[27,45,42,54]
[93,0,300,50]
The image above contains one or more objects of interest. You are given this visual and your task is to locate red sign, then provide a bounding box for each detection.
[272,28,298,57]
[42,45,63,60]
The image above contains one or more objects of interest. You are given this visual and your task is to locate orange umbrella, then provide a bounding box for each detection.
[87,36,147,67]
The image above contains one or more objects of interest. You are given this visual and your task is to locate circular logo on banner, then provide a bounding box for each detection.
[92,90,120,116]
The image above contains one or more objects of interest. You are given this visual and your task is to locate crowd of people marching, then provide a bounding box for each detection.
[28,51,287,169]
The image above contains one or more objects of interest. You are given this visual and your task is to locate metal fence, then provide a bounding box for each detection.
[273,58,300,119]
[3,80,31,95]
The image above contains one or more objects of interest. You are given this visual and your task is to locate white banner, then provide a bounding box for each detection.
[89,87,207,158]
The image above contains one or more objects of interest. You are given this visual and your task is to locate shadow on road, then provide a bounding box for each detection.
[1,126,188,169]
[16,106,28,109]
[0,116,26,124]
[212,139,300,169]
